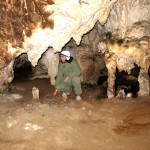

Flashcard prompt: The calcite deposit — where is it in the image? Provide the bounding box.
[30,48,59,85]
[98,21,150,98]
[104,0,150,38]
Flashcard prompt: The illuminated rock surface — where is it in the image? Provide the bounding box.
[0,0,149,97]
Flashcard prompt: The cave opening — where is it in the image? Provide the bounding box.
[11,51,55,104]
[13,53,32,80]
[98,64,140,98]
[13,47,53,81]
[115,66,140,98]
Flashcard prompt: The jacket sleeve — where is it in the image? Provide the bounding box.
[68,61,81,78]
[55,63,63,87]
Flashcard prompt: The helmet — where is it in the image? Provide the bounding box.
[60,51,70,60]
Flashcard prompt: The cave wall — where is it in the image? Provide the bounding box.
[100,0,150,38]
[0,0,150,96]
[63,38,105,84]
[99,0,150,98]
[63,0,150,86]
[97,0,150,97]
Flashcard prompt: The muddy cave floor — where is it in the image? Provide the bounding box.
[0,75,150,150]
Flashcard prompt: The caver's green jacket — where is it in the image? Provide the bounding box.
[55,59,82,96]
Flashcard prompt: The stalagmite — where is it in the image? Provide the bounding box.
[105,52,117,98]
[138,68,150,96]
[32,87,40,101]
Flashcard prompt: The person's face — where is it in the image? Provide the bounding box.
[60,55,67,63]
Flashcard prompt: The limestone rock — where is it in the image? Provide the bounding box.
[104,0,150,38]
[98,20,150,98]
[125,21,150,39]
[0,61,14,92]
[29,48,59,85]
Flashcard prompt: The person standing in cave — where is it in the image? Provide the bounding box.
[53,50,82,101]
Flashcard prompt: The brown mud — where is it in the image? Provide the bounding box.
[0,76,150,150]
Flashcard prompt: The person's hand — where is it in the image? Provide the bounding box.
[64,76,69,82]
[53,89,59,95]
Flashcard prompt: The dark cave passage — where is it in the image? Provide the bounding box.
[13,53,32,80]
[97,66,140,98]
[14,65,32,80]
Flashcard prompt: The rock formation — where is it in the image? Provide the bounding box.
[98,21,150,98]
[96,0,150,98]
[0,0,117,91]
[30,48,59,85]
[0,0,150,98]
